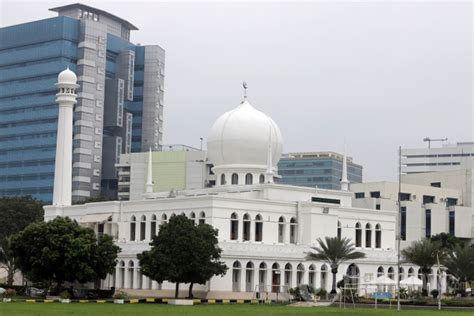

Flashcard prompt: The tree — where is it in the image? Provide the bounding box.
[402,239,442,296]
[306,237,365,294]
[184,223,227,298]
[430,233,463,251]
[442,244,474,297]
[138,215,227,298]
[0,236,17,286]
[0,196,44,240]
[11,217,120,292]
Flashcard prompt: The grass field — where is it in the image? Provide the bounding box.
[0,304,472,316]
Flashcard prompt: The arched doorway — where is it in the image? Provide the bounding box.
[271,263,281,293]
[245,262,254,292]
[232,261,241,292]
[346,263,360,292]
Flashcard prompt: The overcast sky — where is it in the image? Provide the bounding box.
[1,0,472,181]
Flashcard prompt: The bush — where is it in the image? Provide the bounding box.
[3,289,16,298]
[314,288,327,297]
[289,287,303,301]
[113,290,129,300]
[431,289,439,299]
[0,284,25,295]
[59,290,71,299]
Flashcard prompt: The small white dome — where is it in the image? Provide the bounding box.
[57,67,77,85]
[207,99,283,177]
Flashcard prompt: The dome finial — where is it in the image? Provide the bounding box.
[242,81,248,100]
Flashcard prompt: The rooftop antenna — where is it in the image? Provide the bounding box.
[243,81,248,100]
[423,137,448,148]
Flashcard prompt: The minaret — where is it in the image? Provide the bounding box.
[52,67,78,206]
[145,148,154,193]
[340,145,350,191]
[266,127,274,183]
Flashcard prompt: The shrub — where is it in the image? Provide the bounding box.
[314,288,327,297]
[113,290,129,300]
[3,289,16,298]
[431,289,439,299]
[289,287,303,301]
[59,290,71,299]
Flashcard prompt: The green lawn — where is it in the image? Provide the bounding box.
[0,304,472,316]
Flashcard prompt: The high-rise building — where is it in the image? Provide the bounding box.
[0,3,165,203]
[401,142,473,174]
[277,152,363,190]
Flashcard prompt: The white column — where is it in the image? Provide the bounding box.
[124,267,130,289]
[133,268,139,289]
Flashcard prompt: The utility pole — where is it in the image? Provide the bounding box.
[397,146,402,311]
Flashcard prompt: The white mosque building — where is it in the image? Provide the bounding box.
[44,69,442,299]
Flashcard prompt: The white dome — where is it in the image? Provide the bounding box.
[57,67,77,85]
[207,99,283,180]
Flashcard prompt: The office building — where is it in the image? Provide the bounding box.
[351,181,473,248]
[401,142,473,174]
[277,152,363,190]
[0,3,165,203]
[116,145,215,201]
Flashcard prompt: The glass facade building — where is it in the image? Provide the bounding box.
[276,152,363,190]
[0,4,165,203]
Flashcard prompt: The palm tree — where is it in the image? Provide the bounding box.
[0,237,17,286]
[443,244,474,297]
[402,239,442,296]
[306,237,365,294]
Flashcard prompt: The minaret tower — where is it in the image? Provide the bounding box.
[340,145,350,191]
[52,67,78,206]
[146,148,154,193]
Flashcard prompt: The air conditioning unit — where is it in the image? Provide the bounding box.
[440,198,446,203]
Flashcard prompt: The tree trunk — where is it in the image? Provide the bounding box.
[55,280,63,295]
[7,266,14,286]
[422,273,428,296]
[188,282,194,299]
[174,282,180,298]
[330,265,338,294]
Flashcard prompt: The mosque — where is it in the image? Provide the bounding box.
[44,69,436,299]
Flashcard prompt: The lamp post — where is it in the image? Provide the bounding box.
[397,146,402,311]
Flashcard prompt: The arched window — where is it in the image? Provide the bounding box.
[221,174,226,185]
[375,224,382,248]
[199,211,206,225]
[320,264,328,291]
[243,213,250,241]
[355,222,362,247]
[245,173,253,185]
[255,214,263,242]
[140,215,146,241]
[308,264,316,288]
[245,262,254,292]
[337,221,341,239]
[417,268,422,280]
[284,263,293,288]
[231,173,239,185]
[232,261,241,292]
[190,212,196,225]
[230,213,238,240]
[258,262,267,292]
[296,264,305,287]
[130,216,136,241]
[170,212,176,218]
[408,267,415,277]
[377,266,384,278]
[290,217,297,244]
[161,214,167,224]
[150,215,157,239]
[365,223,372,248]
[278,217,285,243]
[388,267,395,280]
[272,263,281,293]
[259,174,265,184]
